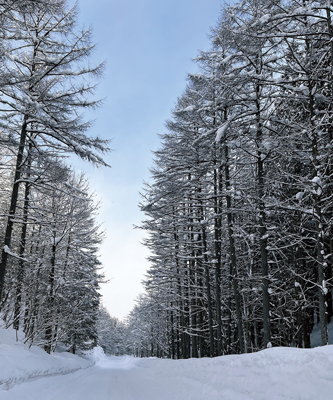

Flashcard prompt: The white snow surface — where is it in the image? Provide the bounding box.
[215,121,229,143]
[0,328,94,390]
[2,326,333,399]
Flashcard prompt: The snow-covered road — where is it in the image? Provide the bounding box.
[0,356,202,400]
[2,347,333,400]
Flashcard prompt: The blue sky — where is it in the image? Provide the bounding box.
[73,0,225,319]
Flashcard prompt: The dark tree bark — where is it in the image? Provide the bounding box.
[225,144,244,353]
[0,116,28,302]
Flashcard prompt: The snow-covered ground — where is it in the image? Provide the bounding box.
[1,326,333,399]
[0,328,94,390]
[1,338,333,399]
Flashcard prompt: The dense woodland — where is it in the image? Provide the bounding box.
[121,0,333,359]
[0,0,109,353]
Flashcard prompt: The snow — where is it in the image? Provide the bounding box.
[311,176,321,185]
[2,246,27,262]
[221,55,232,64]
[215,121,229,143]
[259,14,270,24]
[296,191,304,201]
[293,7,308,15]
[2,327,333,399]
[183,105,195,112]
[0,328,94,390]
[3,246,11,255]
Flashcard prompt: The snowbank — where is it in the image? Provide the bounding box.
[132,345,333,399]
[0,328,94,389]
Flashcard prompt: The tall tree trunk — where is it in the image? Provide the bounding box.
[255,76,271,346]
[190,257,198,357]
[170,307,175,359]
[307,75,328,345]
[0,116,28,302]
[201,224,214,357]
[225,144,244,353]
[13,142,33,330]
[44,241,57,354]
[213,150,223,356]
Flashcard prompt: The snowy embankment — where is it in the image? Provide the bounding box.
[0,328,96,389]
[143,346,333,399]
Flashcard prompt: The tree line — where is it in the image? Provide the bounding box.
[125,0,333,359]
[0,0,109,353]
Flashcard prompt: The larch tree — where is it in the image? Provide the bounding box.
[0,0,109,303]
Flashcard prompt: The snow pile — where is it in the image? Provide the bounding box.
[132,346,333,399]
[0,328,94,389]
[85,345,108,367]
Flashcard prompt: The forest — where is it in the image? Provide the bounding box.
[115,0,333,359]
[0,0,109,354]
[1,0,333,362]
